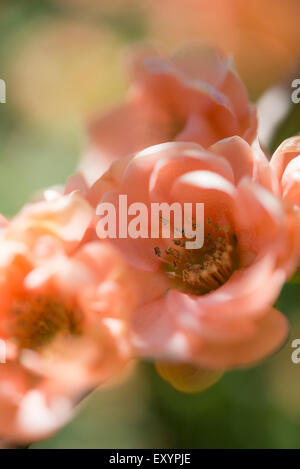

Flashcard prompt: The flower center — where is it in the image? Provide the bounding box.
[154,220,238,295]
[10,296,83,351]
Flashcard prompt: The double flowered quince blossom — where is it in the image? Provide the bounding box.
[81,47,257,183]
[271,137,300,209]
[0,191,135,443]
[89,137,298,380]
[270,136,300,263]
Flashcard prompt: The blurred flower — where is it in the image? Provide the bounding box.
[82,47,257,183]
[89,138,298,377]
[148,0,300,97]
[271,137,300,208]
[8,19,126,128]
[270,137,300,263]
[0,191,135,443]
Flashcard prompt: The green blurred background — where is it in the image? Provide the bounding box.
[0,0,299,449]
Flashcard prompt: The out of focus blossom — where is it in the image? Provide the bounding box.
[0,192,135,443]
[8,19,126,127]
[82,47,257,183]
[271,137,300,263]
[89,138,298,376]
[271,137,300,209]
[148,0,300,97]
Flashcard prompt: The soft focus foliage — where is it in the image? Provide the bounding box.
[8,19,126,127]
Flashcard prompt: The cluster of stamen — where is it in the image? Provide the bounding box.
[11,296,83,351]
[154,218,237,295]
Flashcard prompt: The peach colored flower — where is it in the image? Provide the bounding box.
[270,136,300,262]
[89,137,298,372]
[271,137,300,209]
[82,47,257,184]
[0,192,135,443]
[148,0,300,97]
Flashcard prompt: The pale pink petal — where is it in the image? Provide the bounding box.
[8,192,93,246]
[192,308,288,369]
[281,155,300,205]
[271,136,300,181]
[64,173,89,198]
